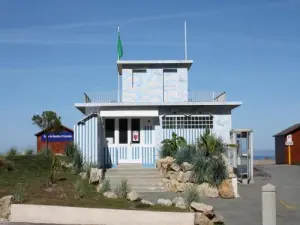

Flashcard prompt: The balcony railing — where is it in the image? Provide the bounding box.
[84,91,226,103]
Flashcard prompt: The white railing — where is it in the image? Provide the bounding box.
[84,90,225,103]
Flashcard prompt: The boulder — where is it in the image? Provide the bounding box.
[176,171,185,182]
[0,195,13,219]
[141,199,154,206]
[127,191,141,201]
[197,183,219,198]
[161,162,169,169]
[170,163,180,171]
[160,167,167,176]
[218,179,235,199]
[166,171,178,180]
[175,201,186,209]
[181,162,193,172]
[168,179,185,192]
[172,196,185,205]
[157,198,172,206]
[103,191,117,199]
[79,172,87,180]
[89,168,103,184]
[211,213,224,224]
[184,171,195,183]
[165,156,175,165]
[156,159,162,169]
[162,178,171,184]
[96,183,103,193]
[190,202,214,218]
[194,213,211,225]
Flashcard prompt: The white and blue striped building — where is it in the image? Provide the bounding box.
[74,60,242,168]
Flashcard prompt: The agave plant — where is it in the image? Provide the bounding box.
[197,129,226,157]
[161,132,187,157]
[175,144,196,165]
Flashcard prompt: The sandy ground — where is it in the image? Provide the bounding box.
[254,159,275,165]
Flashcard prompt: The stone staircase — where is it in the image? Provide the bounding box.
[104,164,167,193]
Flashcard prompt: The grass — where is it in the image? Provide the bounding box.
[0,155,184,212]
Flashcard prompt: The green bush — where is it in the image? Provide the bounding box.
[175,144,196,165]
[0,158,15,171]
[114,179,131,198]
[39,147,52,157]
[160,132,187,158]
[24,148,34,156]
[7,147,18,157]
[184,185,200,206]
[99,179,111,194]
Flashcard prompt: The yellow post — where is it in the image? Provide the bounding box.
[288,145,291,165]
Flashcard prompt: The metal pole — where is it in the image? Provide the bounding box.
[184,21,187,60]
[117,26,120,103]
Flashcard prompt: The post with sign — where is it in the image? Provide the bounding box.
[285,134,293,165]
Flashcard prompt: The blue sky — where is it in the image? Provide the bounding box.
[0,0,299,154]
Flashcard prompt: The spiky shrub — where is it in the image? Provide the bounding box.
[184,185,200,206]
[193,129,228,187]
[24,148,34,156]
[99,179,111,194]
[74,179,85,199]
[73,151,83,174]
[175,144,197,165]
[83,162,98,178]
[14,186,25,203]
[114,179,131,198]
[64,143,79,162]
[7,148,18,157]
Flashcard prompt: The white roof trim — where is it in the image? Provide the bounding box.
[75,101,242,108]
[100,110,158,117]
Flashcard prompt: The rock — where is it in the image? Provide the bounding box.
[89,168,103,184]
[127,191,141,201]
[181,162,193,172]
[218,179,235,199]
[171,163,180,171]
[156,159,162,169]
[229,172,236,178]
[176,171,185,182]
[160,167,167,176]
[184,171,195,183]
[175,201,186,209]
[211,214,224,224]
[79,172,87,180]
[157,198,172,206]
[168,179,185,192]
[190,202,214,218]
[0,218,9,222]
[197,183,219,198]
[194,213,211,225]
[141,199,154,206]
[162,178,171,184]
[166,171,177,180]
[103,191,117,199]
[172,196,185,204]
[165,156,175,165]
[161,162,168,169]
[0,195,13,219]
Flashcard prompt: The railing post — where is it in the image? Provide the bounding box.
[262,183,276,225]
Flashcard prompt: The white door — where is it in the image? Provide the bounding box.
[118,118,142,164]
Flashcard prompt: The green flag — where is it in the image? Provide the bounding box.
[117,30,123,60]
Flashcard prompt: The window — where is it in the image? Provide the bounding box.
[162,116,213,129]
[131,119,140,143]
[105,119,115,144]
[119,119,128,144]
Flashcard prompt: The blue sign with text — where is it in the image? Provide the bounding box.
[41,132,73,142]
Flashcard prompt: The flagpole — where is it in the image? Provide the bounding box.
[184,21,187,60]
[117,26,120,103]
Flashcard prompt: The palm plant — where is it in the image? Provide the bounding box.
[193,129,228,187]
[161,132,187,157]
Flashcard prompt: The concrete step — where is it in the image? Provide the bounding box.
[117,164,144,169]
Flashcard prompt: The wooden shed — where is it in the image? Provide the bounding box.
[273,123,300,165]
[35,126,74,154]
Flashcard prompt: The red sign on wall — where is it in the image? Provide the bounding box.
[132,131,139,142]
